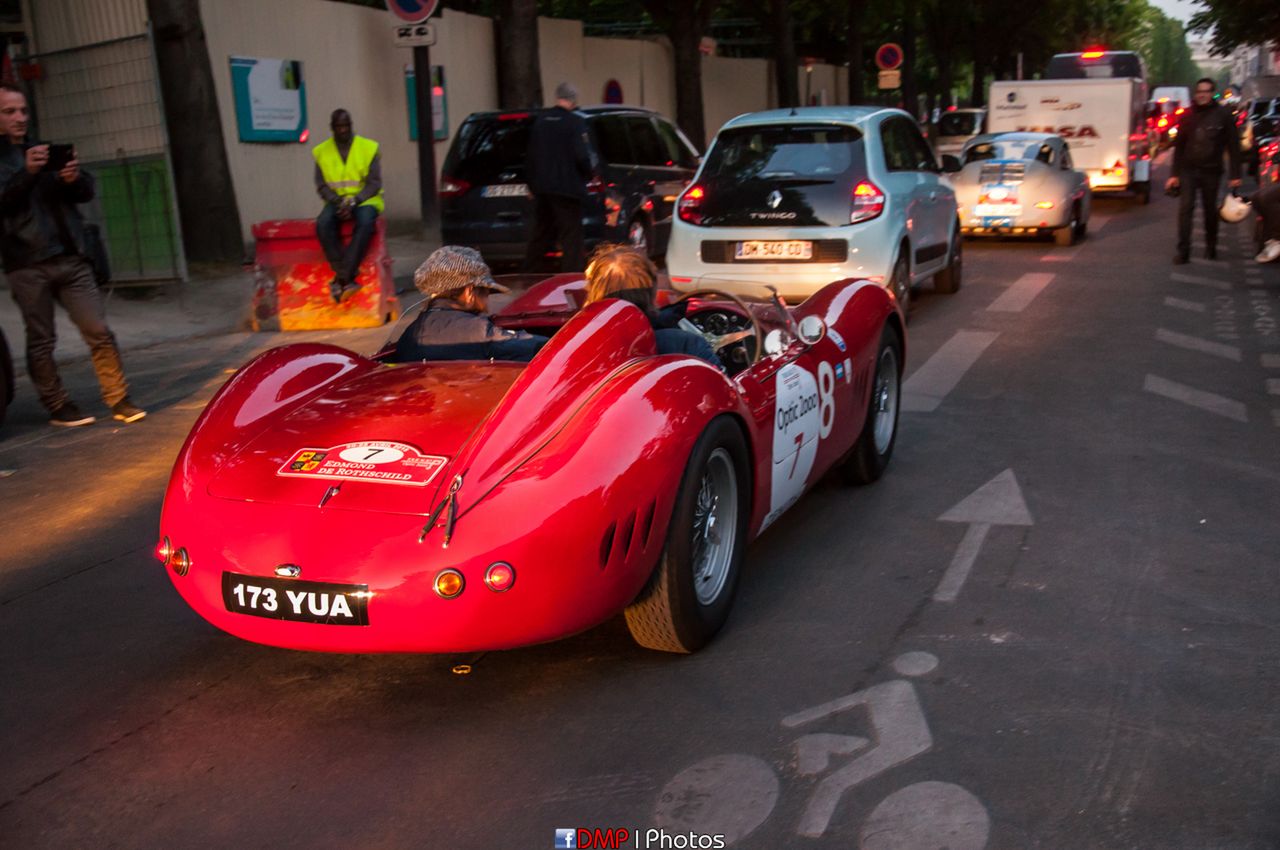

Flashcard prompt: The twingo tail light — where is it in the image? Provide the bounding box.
[850,180,885,224]
[438,176,471,198]
[677,184,706,225]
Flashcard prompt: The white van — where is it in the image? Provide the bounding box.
[988,77,1152,203]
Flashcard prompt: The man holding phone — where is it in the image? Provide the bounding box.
[0,83,144,426]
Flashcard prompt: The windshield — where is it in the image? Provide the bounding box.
[1044,52,1143,80]
[964,139,1055,165]
[937,112,982,137]
[702,124,863,181]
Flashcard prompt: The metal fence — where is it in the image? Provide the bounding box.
[30,32,187,283]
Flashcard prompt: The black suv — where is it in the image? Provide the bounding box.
[440,106,700,266]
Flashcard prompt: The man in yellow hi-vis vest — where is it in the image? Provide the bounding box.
[313,109,383,302]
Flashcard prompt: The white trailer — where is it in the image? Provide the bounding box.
[988,78,1152,203]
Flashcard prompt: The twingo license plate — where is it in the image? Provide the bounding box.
[481,183,530,198]
[221,573,369,626]
[735,240,813,260]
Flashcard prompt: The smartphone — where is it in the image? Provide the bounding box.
[41,144,75,173]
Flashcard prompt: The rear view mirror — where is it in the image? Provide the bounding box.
[797,315,826,345]
[941,154,962,173]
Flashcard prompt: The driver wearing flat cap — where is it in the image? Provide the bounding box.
[394,246,546,362]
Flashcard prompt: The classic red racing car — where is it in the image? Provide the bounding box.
[157,275,905,653]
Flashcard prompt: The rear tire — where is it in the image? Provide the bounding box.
[843,325,902,485]
[889,252,911,315]
[625,417,750,653]
[1054,206,1078,247]
[934,229,963,294]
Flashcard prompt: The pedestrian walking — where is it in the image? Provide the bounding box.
[313,108,383,303]
[1252,182,1280,263]
[524,82,594,273]
[0,83,144,427]
[1165,78,1241,264]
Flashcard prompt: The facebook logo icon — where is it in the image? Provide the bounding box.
[554,828,576,848]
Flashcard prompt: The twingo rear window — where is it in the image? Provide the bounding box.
[442,115,534,182]
[1044,52,1143,80]
[702,124,863,182]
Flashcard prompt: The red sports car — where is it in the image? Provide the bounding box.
[157,275,904,653]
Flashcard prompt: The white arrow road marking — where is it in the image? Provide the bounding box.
[1171,272,1231,291]
[1163,296,1206,313]
[1155,328,1242,361]
[1144,375,1248,422]
[987,272,1053,313]
[902,331,999,413]
[860,781,991,850]
[934,469,1034,603]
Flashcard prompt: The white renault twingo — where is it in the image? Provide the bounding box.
[666,106,961,310]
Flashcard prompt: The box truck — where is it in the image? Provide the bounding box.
[988,77,1153,203]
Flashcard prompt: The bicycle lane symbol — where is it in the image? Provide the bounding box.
[654,652,990,847]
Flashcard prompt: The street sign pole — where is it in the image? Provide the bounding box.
[413,44,438,234]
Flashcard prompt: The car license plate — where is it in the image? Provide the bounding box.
[974,203,1022,217]
[482,183,530,198]
[221,572,369,626]
[735,240,813,260]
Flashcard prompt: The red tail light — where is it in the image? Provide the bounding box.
[850,180,885,224]
[678,184,706,225]
[586,174,605,194]
[1158,117,1168,128]
[439,176,471,198]
[1175,107,1185,116]
[498,112,531,121]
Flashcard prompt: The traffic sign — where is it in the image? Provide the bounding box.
[388,0,438,24]
[394,21,436,47]
[875,43,903,71]
[878,69,901,90]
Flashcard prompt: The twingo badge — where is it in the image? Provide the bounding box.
[278,441,447,487]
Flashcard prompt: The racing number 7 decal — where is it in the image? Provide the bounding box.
[790,431,805,478]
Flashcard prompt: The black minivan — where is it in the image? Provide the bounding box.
[440,106,701,266]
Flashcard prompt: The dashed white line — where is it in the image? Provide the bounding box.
[987,273,1053,312]
[1155,328,1242,361]
[1144,374,1248,422]
[1190,258,1228,268]
[1171,272,1231,291]
[902,331,1000,413]
[1163,296,1206,313]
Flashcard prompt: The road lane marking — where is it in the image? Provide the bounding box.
[1039,253,1076,262]
[1155,328,1242,361]
[934,469,1033,603]
[987,273,1053,312]
[1190,258,1228,267]
[1267,379,1280,395]
[1263,354,1280,368]
[1171,272,1231,291]
[1163,296,1206,313]
[1143,374,1248,422]
[1090,214,1112,230]
[902,331,999,413]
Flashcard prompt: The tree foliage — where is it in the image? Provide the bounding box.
[1187,0,1280,56]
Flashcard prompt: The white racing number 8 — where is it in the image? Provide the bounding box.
[817,361,836,439]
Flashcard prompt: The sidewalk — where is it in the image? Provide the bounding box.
[0,231,441,370]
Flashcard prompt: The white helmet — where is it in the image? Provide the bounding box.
[1220,192,1251,224]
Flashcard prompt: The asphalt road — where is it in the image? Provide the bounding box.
[2,165,1279,850]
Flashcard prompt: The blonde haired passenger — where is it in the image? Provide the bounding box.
[582,244,719,365]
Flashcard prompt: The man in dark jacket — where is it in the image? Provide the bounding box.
[524,82,594,273]
[1166,78,1242,263]
[0,84,144,426]
[395,245,545,362]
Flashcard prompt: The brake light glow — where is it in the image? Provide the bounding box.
[498,112,530,121]
[1158,117,1168,128]
[586,175,605,194]
[155,536,173,565]
[1175,107,1184,116]
[678,185,706,225]
[439,176,471,198]
[850,180,885,224]
[1081,50,1105,59]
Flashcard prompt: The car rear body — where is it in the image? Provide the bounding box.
[440,106,699,265]
[950,133,1091,237]
[665,106,958,303]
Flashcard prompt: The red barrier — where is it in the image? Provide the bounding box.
[250,218,399,331]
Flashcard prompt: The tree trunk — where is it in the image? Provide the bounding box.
[846,0,866,104]
[495,0,542,109]
[146,0,243,262]
[643,1,714,149]
[901,6,918,118]
[770,0,798,108]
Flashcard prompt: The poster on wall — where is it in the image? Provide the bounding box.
[404,65,448,142]
[229,56,308,143]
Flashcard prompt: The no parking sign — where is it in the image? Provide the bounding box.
[388,0,438,24]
